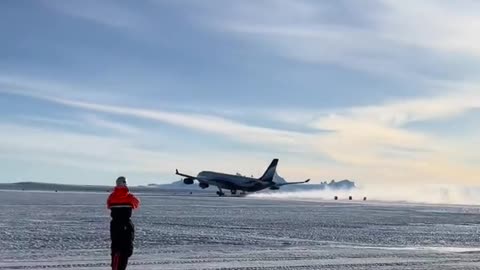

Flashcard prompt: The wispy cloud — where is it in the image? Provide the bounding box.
[41,0,149,31]
[13,113,142,136]
[177,0,480,184]
[1,1,480,187]
[376,0,480,56]
[199,0,480,79]
[0,74,124,103]
[0,78,318,152]
[254,84,480,184]
[2,75,479,185]
[81,114,141,135]
[317,88,480,129]
[0,121,293,183]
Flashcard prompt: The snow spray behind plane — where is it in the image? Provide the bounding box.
[250,183,480,205]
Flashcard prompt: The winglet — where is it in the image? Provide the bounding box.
[305,179,310,183]
[175,169,179,175]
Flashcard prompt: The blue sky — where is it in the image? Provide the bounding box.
[0,0,479,186]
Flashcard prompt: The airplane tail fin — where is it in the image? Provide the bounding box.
[259,159,278,182]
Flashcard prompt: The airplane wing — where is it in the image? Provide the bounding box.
[275,179,310,187]
[175,169,200,180]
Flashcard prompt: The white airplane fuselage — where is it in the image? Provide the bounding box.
[196,171,274,192]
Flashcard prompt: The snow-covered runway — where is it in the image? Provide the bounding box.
[1,191,480,269]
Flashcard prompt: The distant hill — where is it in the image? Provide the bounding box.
[0,175,355,193]
[147,180,193,190]
[0,182,174,193]
[0,181,116,192]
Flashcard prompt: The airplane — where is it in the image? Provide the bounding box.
[175,159,310,196]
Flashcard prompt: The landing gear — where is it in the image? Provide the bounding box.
[216,187,225,197]
[230,189,237,195]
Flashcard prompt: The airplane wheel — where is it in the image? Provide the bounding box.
[216,191,225,196]
[231,190,237,195]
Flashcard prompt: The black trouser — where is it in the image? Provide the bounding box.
[110,219,134,270]
[111,252,129,270]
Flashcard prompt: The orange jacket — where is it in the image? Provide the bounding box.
[107,186,140,209]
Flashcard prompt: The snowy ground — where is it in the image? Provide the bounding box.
[1,190,480,269]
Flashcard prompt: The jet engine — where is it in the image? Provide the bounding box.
[183,178,194,185]
[199,182,209,189]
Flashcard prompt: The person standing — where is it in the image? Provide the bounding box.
[107,176,140,270]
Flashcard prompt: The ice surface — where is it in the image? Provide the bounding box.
[1,190,480,269]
